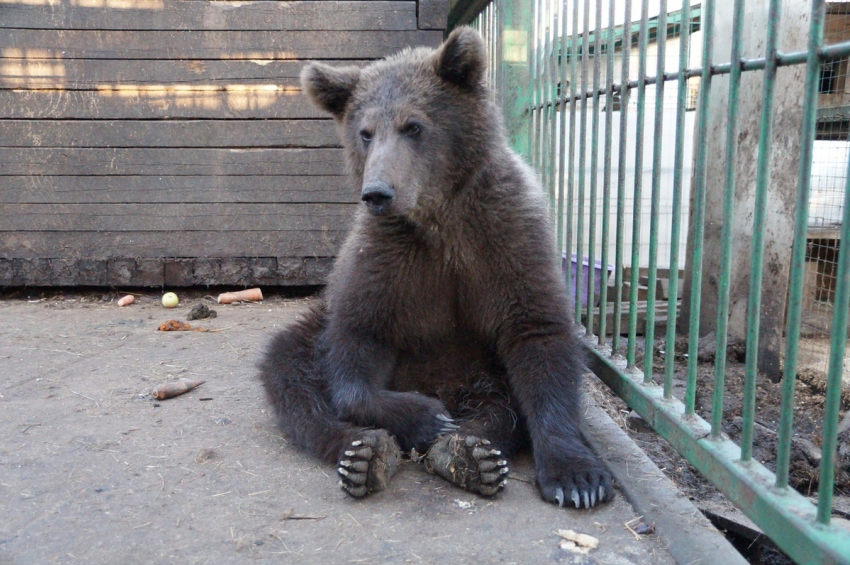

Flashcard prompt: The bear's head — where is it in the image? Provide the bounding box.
[300,28,496,222]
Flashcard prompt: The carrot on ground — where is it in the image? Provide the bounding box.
[217,288,263,304]
[151,379,205,400]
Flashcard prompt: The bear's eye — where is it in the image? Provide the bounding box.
[360,130,373,143]
[402,123,422,137]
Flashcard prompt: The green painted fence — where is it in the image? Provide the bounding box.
[449,0,850,563]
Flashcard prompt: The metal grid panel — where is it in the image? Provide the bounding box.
[460,1,850,563]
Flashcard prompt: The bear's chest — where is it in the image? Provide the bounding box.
[382,257,458,346]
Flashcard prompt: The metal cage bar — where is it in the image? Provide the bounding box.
[710,0,745,438]
[664,0,689,400]
[643,0,667,382]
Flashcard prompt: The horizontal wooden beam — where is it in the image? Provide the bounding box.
[0,120,340,149]
[0,89,323,119]
[0,225,351,259]
[0,202,356,231]
[0,29,443,60]
[0,1,417,31]
[0,256,336,287]
[0,59,367,89]
[0,147,346,176]
[0,175,357,204]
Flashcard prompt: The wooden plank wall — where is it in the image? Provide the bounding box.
[0,0,446,287]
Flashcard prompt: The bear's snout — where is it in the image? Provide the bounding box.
[361,181,395,215]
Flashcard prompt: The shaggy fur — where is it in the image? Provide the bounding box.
[259,28,613,509]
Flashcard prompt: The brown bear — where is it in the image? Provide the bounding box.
[258,27,613,509]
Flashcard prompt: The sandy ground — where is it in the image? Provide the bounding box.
[0,292,676,565]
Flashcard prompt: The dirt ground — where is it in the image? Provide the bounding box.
[588,333,850,564]
[0,289,682,565]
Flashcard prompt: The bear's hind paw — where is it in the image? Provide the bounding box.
[425,434,509,496]
[338,429,400,498]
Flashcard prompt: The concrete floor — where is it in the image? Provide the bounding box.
[0,291,733,564]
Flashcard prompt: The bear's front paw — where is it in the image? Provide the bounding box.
[338,429,401,498]
[536,454,614,510]
[377,392,457,453]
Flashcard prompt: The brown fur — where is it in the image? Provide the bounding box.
[259,28,613,508]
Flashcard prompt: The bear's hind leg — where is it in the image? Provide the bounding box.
[259,305,401,497]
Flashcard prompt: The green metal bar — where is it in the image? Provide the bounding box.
[740,0,781,463]
[499,0,531,158]
[564,0,580,308]
[779,0,825,492]
[556,0,569,254]
[530,0,540,170]
[587,347,850,565]
[684,0,714,415]
[643,0,667,384]
[711,0,746,438]
[664,0,689,400]
[561,4,701,56]
[626,0,649,370]
[575,0,590,322]
[586,0,603,337]
[598,0,615,348]
[818,132,850,527]
[547,13,560,222]
[612,0,631,356]
[531,39,850,114]
[541,3,552,209]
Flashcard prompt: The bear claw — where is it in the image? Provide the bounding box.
[437,414,460,434]
[536,450,614,510]
[338,430,400,498]
[424,434,509,497]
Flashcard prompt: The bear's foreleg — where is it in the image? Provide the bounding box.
[503,335,614,509]
[320,330,458,453]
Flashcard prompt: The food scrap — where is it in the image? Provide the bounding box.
[157,320,219,332]
[217,288,263,304]
[161,292,179,308]
[151,379,205,400]
[117,295,135,307]
[556,529,599,555]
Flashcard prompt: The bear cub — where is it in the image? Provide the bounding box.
[258,27,613,509]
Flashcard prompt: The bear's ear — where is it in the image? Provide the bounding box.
[300,63,361,118]
[432,27,486,90]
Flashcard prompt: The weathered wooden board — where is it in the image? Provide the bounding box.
[418,0,449,29]
[0,120,339,148]
[0,1,417,31]
[0,175,357,204]
[0,202,355,231]
[0,148,345,176]
[0,29,443,59]
[0,59,364,89]
[0,0,444,287]
[0,228,350,259]
[0,89,325,119]
[0,256,335,287]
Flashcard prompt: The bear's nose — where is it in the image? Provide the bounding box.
[361,181,395,214]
